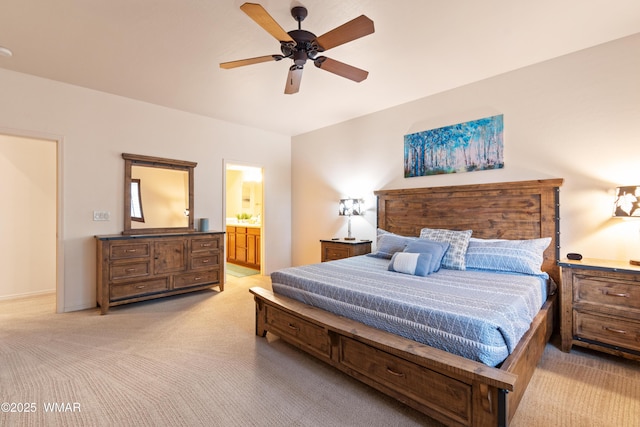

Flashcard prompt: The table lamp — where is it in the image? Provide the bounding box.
[613,185,640,265]
[338,198,363,240]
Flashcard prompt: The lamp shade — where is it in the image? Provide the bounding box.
[613,186,640,217]
[338,198,363,216]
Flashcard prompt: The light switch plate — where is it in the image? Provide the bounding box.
[93,211,111,221]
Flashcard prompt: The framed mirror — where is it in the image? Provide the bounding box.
[122,153,197,235]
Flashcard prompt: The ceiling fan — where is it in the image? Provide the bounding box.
[220,3,374,94]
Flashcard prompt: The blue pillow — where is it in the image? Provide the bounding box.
[404,239,449,273]
[388,252,433,276]
[419,228,472,270]
[368,229,415,259]
[465,237,551,276]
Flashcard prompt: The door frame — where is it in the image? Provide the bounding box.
[223,159,264,275]
[0,127,64,313]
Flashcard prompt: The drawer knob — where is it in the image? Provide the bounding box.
[202,259,209,263]
[194,277,202,281]
[136,285,146,289]
[202,243,211,247]
[125,268,136,272]
[603,326,627,335]
[601,289,630,298]
[287,323,300,332]
[126,249,137,253]
[385,367,405,378]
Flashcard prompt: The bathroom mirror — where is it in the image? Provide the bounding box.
[122,153,196,235]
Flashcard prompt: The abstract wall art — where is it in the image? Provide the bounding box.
[404,114,504,177]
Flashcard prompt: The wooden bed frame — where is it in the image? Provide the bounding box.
[250,178,563,427]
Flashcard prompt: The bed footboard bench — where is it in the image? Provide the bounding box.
[250,286,555,427]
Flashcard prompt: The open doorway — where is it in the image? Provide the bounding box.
[0,132,59,311]
[225,163,263,278]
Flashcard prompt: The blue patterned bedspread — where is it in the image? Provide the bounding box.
[271,255,548,367]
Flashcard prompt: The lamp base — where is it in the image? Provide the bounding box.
[343,237,356,241]
[630,259,640,266]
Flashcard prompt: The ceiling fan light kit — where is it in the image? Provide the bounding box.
[220,2,374,94]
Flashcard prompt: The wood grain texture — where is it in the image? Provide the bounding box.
[375,179,563,284]
[96,232,224,314]
[122,153,197,235]
[254,179,564,426]
[560,258,640,361]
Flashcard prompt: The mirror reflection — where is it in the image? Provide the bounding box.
[130,179,144,222]
[130,166,189,229]
[122,153,196,235]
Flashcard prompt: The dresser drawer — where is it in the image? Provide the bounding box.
[190,254,220,270]
[323,245,350,261]
[192,236,221,253]
[110,242,150,259]
[574,311,640,352]
[265,306,331,359]
[173,270,220,289]
[96,233,226,314]
[574,275,640,310]
[339,336,471,423]
[320,240,371,262]
[110,261,150,281]
[110,278,168,301]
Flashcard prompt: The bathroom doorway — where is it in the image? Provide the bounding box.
[225,163,263,278]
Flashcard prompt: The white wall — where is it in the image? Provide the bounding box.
[0,134,56,299]
[226,169,244,219]
[292,33,640,266]
[0,68,292,312]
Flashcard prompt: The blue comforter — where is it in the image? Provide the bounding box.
[271,255,548,367]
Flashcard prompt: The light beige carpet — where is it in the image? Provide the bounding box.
[1,275,638,427]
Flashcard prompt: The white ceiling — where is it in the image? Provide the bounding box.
[1,1,639,136]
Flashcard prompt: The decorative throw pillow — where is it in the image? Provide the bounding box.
[388,252,433,276]
[367,229,415,259]
[465,237,551,276]
[403,239,449,273]
[419,228,472,270]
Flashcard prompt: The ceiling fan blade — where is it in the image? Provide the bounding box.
[285,67,303,94]
[240,3,295,43]
[314,57,368,82]
[315,15,374,51]
[220,54,282,69]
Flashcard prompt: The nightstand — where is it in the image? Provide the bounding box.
[320,239,371,262]
[559,258,640,361]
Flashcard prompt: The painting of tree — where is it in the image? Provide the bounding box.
[404,115,504,177]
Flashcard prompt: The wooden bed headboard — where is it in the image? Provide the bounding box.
[374,179,563,284]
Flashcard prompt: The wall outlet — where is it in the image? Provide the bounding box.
[93,211,111,221]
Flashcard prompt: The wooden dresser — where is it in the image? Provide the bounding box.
[559,258,640,361]
[320,238,372,262]
[96,232,224,314]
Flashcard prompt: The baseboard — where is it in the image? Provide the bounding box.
[0,289,55,301]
